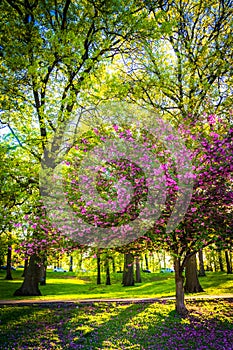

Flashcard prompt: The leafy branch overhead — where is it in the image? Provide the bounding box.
[0,0,147,160]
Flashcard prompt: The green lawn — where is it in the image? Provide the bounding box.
[0,269,232,301]
[0,271,233,349]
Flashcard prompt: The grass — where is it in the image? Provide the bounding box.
[0,270,233,301]
[0,269,175,300]
[0,299,233,349]
[0,271,233,349]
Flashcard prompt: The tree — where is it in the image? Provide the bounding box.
[135,256,142,283]
[96,250,101,285]
[123,0,233,120]
[122,253,134,287]
[0,0,147,296]
[150,120,233,314]
[218,250,224,272]
[5,244,13,281]
[184,254,204,293]
[0,139,36,280]
[69,255,73,272]
[51,115,232,314]
[225,250,232,274]
[198,249,206,277]
[105,253,111,286]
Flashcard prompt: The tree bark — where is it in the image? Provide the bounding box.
[218,251,224,272]
[145,253,149,270]
[174,257,188,316]
[206,251,213,271]
[135,256,142,283]
[198,249,206,277]
[212,251,217,272]
[111,257,115,273]
[39,255,47,286]
[105,256,111,285]
[40,265,46,286]
[22,258,28,277]
[69,255,73,272]
[122,253,134,286]
[225,251,232,274]
[97,251,101,284]
[78,253,83,271]
[184,254,204,293]
[5,246,13,280]
[14,254,42,296]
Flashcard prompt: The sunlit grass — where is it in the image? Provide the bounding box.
[0,270,232,301]
[0,270,233,349]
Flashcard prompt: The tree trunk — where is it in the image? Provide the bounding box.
[105,256,111,285]
[218,251,224,272]
[212,251,217,272]
[206,251,213,271]
[22,258,28,277]
[97,252,101,284]
[40,261,46,286]
[174,257,188,316]
[122,253,134,286]
[184,254,204,293]
[151,252,155,272]
[78,253,83,271]
[69,255,73,272]
[145,253,149,270]
[111,257,115,273]
[40,265,46,286]
[5,246,13,280]
[225,251,232,274]
[14,254,42,296]
[198,249,206,277]
[135,256,142,283]
[39,255,47,286]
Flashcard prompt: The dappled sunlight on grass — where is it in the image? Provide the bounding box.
[0,300,233,349]
[198,273,233,295]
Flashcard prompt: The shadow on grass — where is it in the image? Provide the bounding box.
[0,306,37,326]
[200,272,233,289]
[0,271,232,302]
[80,300,233,349]
[0,300,233,349]
[0,305,77,349]
[74,302,154,348]
[0,275,175,300]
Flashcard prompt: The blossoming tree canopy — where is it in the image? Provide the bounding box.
[40,119,195,248]
[150,119,233,314]
[17,116,232,313]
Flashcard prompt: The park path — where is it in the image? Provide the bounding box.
[0,294,233,306]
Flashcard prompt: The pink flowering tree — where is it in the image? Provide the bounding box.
[63,118,231,315]
[14,114,232,313]
[149,119,233,314]
[14,204,81,296]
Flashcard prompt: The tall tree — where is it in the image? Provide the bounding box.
[225,250,232,274]
[150,120,233,315]
[0,0,146,296]
[184,254,204,293]
[198,249,206,277]
[122,0,233,119]
[0,140,36,280]
[56,115,232,314]
[96,250,101,285]
[122,252,134,287]
[135,256,142,283]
